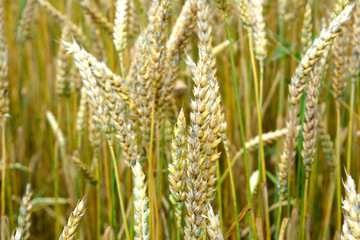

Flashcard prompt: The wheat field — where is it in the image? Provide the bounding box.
[0,0,359,239]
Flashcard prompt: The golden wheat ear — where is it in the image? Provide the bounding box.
[206,204,224,240]
[169,108,187,229]
[59,197,86,240]
[132,161,150,240]
[341,172,360,238]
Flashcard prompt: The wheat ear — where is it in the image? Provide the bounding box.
[16,184,32,240]
[80,0,114,34]
[184,129,207,240]
[349,1,360,76]
[161,0,197,117]
[132,161,150,240]
[59,198,86,240]
[72,153,98,185]
[302,55,326,172]
[56,27,73,96]
[341,173,360,239]
[169,108,187,228]
[113,0,129,57]
[206,204,224,240]
[16,0,36,44]
[331,31,347,98]
[146,0,171,112]
[278,4,353,196]
[64,40,129,103]
[250,0,267,61]
[301,3,313,55]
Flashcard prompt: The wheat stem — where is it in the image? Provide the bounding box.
[106,137,130,240]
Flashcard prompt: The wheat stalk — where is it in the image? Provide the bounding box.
[36,0,85,42]
[0,0,8,123]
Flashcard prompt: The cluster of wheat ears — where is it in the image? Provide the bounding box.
[0,0,360,239]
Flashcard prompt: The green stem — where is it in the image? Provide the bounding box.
[1,121,6,216]
[106,137,130,240]
[223,11,255,240]
[335,103,341,231]
[248,28,270,240]
[275,12,285,239]
[300,175,309,240]
[346,77,355,172]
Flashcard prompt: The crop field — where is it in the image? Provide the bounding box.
[0,0,359,239]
